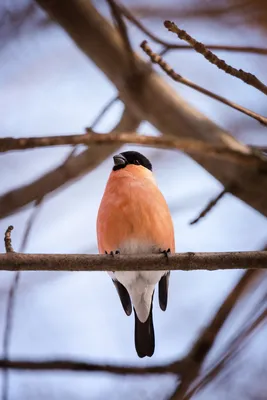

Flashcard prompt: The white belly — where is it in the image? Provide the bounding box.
[109,238,166,318]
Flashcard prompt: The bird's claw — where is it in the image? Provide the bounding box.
[160,248,171,258]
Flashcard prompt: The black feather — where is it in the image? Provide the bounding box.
[134,299,155,358]
[112,279,132,316]
[158,272,170,311]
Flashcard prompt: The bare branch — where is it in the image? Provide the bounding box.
[0,132,266,168]
[86,95,119,131]
[169,269,262,399]
[4,227,14,253]
[141,41,267,127]
[164,21,267,96]
[0,252,267,272]
[2,201,43,400]
[0,358,182,375]
[0,108,141,220]
[186,303,267,398]
[118,3,267,55]
[190,188,229,225]
[106,0,136,71]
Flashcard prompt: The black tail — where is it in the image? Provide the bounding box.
[134,302,155,358]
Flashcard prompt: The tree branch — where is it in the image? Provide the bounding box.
[0,132,265,167]
[169,269,262,399]
[141,41,267,127]
[118,3,267,55]
[190,188,229,225]
[0,108,141,220]
[0,252,267,271]
[0,358,182,375]
[164,21,267,96]
[28,0,267,217]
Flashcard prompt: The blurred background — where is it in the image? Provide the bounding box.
[0,0,267,399]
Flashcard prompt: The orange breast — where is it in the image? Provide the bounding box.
[97,165,175,255]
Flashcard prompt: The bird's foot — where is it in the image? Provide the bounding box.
[105,250,120,256]
[159,248,171,258]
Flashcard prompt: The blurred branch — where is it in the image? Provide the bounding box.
[164,21,267,96]
[2,200,44,400]
[118,3,267,55]
[106,0,136,71]
[1,252,267,271]
[1,132,266,167]
[141,41,267,126]
[0,358,182,375]
[169,269,262,399]
[186,300,267,398]
[0,108,141,220]
[190,187,230,225]
[86,95,119,131]
[32,0,267,218]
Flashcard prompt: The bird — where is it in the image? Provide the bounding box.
[97,150,175,357]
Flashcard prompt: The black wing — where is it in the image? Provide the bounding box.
[158,272,170,311]
[112,279,132,316]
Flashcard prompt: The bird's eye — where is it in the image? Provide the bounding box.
[135,160,140,165]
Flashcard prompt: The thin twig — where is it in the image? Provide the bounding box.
[106,0,136,70]
[85,95,119,132]
[141,41,267,126]
[2,200,43,400]
[0,132,265,168]
[186,299,267,398]
[190,188,228,225]
[118,3,267,55]
[4,227,14,253]
[1,251,267,271]
[164,21,267,96]
[0,358,182,375]
[117,3,267,55]
[169,270,261,399]
[2,226,16,400]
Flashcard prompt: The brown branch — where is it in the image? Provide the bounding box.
[0,252,267,272]
[190,188,229,225]
[2,226,17,400]
[0,107,141,220]
[24,0,267,219]
[0,358,182,375]
[186,302,267,398]
[169,269,262,399]
[4,227,14,253]
[86,94,119,131]
[141,41,267,127]
[106,0,136,71]
[164,21,267,96]
[118,3,267,55]
[0,132,266,167]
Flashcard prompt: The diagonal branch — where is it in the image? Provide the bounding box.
[164,21,267,96]
[190,187,230,225]
[106,0,136,71]
[29,0,267,218]
[0,108,141,220]
[118,3,267,55]
[141,41,267,127]
[169,269,263,399]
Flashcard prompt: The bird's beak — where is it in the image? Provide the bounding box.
[113,154,127,167]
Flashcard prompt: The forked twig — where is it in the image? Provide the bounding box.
[141,41,267,126]
[164,21,267,96]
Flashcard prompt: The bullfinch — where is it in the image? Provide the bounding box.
[97,151,175,357]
